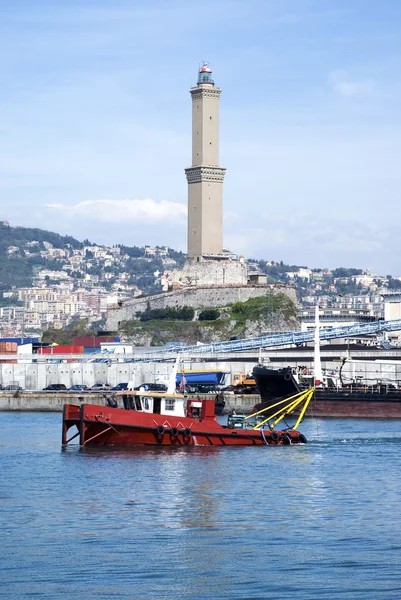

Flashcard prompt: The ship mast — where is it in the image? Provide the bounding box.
[167,355,180,394]
[314,304,323,386]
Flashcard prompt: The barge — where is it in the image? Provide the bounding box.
[253,306,401,418]
[253,365,401,418]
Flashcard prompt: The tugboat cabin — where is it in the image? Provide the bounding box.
[118,391,216,421]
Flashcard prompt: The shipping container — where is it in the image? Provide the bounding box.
[38,345,84,355]
[0,342,17,353]
[73,336,119,349]
[83,347,101,354]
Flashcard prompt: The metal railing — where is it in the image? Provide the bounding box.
[137,318,401,360]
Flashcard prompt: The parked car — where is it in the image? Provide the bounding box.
[2,384,23,391]
[91,383,112,391]
[183,384,222,394]
[68,385,88,392]
[133,383,167,392]
[111,382,129,391]
[43,384,67,391]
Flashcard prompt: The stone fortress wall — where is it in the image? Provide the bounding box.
[106,283,297,331]
[165,259,248,287]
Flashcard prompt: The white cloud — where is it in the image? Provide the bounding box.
[46,198,187,224]
[328,70,375,97]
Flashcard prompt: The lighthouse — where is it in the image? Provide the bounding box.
[185,63,226,261]
[165,62,251,289]
[105,62,295,330]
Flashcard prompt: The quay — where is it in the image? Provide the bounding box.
[1,347,401,392]
[0,391,258,414]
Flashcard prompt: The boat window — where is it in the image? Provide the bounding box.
[136,397,143,411]
[165,398,175,411]
[143,397,150,410]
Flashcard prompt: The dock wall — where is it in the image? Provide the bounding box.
[0,393,118,412]
[0,392,258,414]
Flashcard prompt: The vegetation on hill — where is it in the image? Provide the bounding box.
[198,308,220,321]
[228,294,298,336]
[120,318,231,346]
[120,293,298,345]
[0,222,82,251]
[41,318,108,345]
[138,306,195,322]
[0,222,186,295]
[331,268,363,278]
[0,222,83,292]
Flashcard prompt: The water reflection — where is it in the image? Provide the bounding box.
[3,413,401,599]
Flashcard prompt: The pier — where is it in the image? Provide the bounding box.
[0,391,259,414]
[1,345,401,392]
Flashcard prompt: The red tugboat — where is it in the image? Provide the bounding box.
[62,387,312,448]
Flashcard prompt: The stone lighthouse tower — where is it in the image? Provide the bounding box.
[164,62,249,289]
[185,63,226,261]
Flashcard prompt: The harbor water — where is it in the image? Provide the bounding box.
[1,413,401,599]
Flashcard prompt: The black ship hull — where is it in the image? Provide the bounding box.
[253,365,401,418]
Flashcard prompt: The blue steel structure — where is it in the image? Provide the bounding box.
[139,318,401,359]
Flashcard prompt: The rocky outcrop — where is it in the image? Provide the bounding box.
[120,307,299,347]
[106,283,296,331]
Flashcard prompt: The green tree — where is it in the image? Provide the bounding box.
[41,319,95,345]
[198,308,220,321]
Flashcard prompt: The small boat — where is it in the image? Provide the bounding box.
[62,355,310,448]
[176,369,228,386]
[61,388,310,447]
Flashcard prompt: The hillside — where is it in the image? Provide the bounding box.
[1,221,394,309]
[0,222,83,291]
[0,222,185,295]
[120,294,299,346]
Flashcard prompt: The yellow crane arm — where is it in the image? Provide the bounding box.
[253,388,314,430]
[292,388,314,430]
[245,389,311,420]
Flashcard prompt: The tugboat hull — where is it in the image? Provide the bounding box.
[62,404,306,447]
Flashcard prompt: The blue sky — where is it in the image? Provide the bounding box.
[1,0,401,273]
